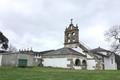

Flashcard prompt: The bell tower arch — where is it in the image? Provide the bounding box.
[64,19,79,48]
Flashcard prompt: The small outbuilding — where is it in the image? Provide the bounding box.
[0,51,34,67]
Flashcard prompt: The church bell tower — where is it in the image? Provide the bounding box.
[64,19,79,48]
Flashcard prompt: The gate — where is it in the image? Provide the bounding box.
[18,59,27,67]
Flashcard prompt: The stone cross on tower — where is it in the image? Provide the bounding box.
[64,19,79,48]
[70,18,73,24]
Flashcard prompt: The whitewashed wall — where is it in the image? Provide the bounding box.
[87,59,96,70]
[43,58,70,68]
[104,54,117,70]
[86,52,96,70]
[0,55,2,66]
[1,53,34,67]
[17,54,34,66]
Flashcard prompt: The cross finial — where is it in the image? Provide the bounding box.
[70,18,73,24]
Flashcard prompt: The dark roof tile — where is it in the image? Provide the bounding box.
[43,47,86,57]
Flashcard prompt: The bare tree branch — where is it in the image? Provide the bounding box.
[8,44,17,52]
[105,25,120,54]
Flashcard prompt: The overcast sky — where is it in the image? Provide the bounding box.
[0,0,120,51]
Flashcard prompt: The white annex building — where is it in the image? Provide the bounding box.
[34,20,120,70]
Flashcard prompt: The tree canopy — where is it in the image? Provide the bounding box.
[0,32,9,50]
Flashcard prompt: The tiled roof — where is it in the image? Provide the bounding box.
[33,50,55,54]
[89,47,113,57]
[43,47,86,57]
[0,50,7,53]
[90,47,111,52]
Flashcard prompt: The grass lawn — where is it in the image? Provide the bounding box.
[0,67,120,80]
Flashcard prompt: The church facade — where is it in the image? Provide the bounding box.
[42,48,87,69]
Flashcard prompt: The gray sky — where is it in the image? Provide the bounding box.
[0,0,120,51]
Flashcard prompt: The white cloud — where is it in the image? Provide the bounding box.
[81,24,109,49]
[0,0,120,51]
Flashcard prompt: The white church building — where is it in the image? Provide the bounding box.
[34,20,120,70]
[0,19,120,70]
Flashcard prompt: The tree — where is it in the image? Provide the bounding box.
[0,32,9,50]
[105,25,120,54]
[8,44,17,52]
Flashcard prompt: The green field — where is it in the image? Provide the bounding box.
[0,67,120,80]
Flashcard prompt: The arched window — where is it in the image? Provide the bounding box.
[75,59,81,66]
[72,38,76,42]
[67,39,70,43]
[82,60,87,66]
[82,60,87,69]
[72,32,75,36]
[67,33,71,37]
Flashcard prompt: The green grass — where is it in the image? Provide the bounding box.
[0,67,120,80]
